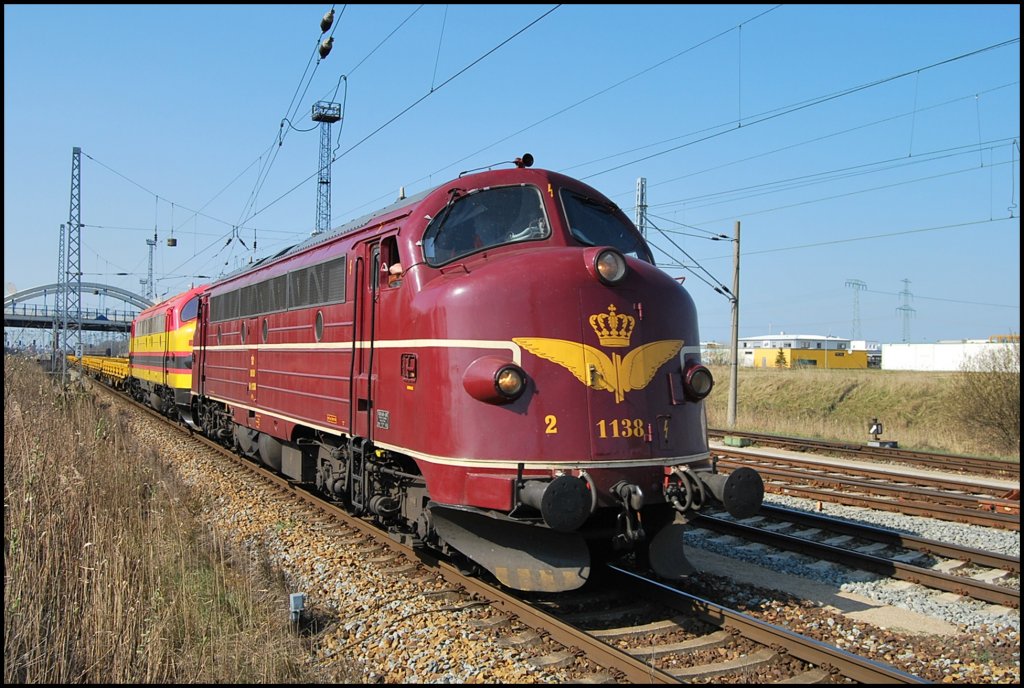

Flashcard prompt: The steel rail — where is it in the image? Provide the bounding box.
[755,504,1020,572]
[709,429,1019,478]
[695,513,1019,608]
[605,566,928,684]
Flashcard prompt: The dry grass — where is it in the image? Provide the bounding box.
[704,365,1020,461]
[3,356,344,683]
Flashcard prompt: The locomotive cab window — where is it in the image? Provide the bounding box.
[560,189,653,263]
[423,185,548,266]
[381,236,402,288]
[181,296,199,322]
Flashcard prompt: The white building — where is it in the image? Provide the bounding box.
[850,339,882,367]
[737,334,864,369]
[881,340,1015,372]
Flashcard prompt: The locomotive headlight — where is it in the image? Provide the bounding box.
[595,249,628,284]
[496,366,526,399]
[464,356,528,403]
[683,364,714,400]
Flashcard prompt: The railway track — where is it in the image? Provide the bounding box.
[708,429,1020,480]
[516,566,926,683]
[81,372,932,683]
[694,505,1019,608]
[713,451,1020,530]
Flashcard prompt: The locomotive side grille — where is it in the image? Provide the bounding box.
[325,257,346,303]
[306,263,325,306]
[240,284,259,318]
[268,275,287,312]
[209,291,239,323]
[289,268,308,308]
[256,281,271,316]
[209,255,348,322]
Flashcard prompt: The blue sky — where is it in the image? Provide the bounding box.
[4,4,1020,345]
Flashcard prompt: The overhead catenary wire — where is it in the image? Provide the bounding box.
[611,80,1019,204]
[236,5,347,232]
[326,6,425,163]
[580,37,1020,181]
[651,137,1019,212]
[83,152,287,237]
[451,6,781,178]
[684,216,1017,263]
[72,9,1015,311]
[644,216,733,299]
[413,5,782,198]
[680,156,1018,228]
[243,4,561,226]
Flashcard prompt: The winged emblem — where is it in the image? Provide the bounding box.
[513,337,684,403]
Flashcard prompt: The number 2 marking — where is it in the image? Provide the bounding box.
[545,415,558,434]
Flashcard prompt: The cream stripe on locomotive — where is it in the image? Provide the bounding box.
[203,338,525,364]
[199,339,702,364]
[204,390,709,471]
[372,441,712,471]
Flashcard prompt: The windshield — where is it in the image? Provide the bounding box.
[181,296,199,322]
[423,185,548,265]
[560,190,653,263]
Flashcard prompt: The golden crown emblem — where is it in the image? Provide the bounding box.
[589,304,635,348]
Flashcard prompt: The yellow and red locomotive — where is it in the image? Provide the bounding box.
[127,284,206,417]
[171,157,762,591]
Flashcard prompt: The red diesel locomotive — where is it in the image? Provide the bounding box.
[179,156,763,592]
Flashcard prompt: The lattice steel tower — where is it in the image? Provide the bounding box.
[52,223,66,370]
[845,278,867,340]
[145,229,157,299]
[896,278,916,343]
[61,147,83,380]
[311,101,341,236]
[635,177,647,238]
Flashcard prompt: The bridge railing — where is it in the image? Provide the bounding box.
[4,304,137,323]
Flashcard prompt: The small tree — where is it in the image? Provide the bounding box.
[950,341,1020,455]
[774,348,787,368]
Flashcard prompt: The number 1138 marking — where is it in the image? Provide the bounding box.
[596,418,645,439]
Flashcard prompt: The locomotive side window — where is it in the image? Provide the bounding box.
[560,190,654,263]
[423,185,548,266]
[381,236,402,288]
[137,313,165,336]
